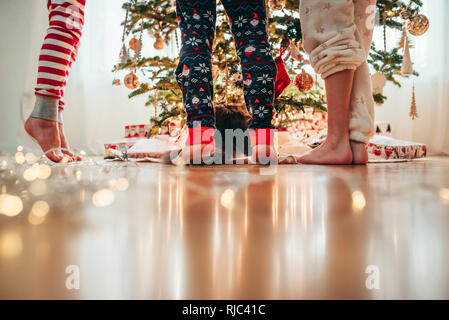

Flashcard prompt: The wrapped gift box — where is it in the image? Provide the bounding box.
[104,137,143,157]
[368,135,427,160]
[125,124,152,138]
[126,126,188,163]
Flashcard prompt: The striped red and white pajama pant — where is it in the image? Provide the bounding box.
[35,0,86,110]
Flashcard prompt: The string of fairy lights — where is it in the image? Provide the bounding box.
[0,146,136,224]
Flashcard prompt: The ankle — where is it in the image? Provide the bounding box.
[324,135,350,148]
[30,96,59,122]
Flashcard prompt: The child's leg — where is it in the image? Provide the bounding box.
[175,0,217,163]
[349,0,376,164]
[298,0,367,164]
[25,0,85,162]
[222,0,278,164]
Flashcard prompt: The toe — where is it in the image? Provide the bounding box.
[45,150,63,163]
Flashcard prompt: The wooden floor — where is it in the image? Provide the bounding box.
[1,156,449,299]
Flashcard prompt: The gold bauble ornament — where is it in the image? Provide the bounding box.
[129,36,140,51]
[407,14,430,36]
[154,36,164,50]
[124,72,140,90]
[294,71,314,93]
[112,79,121,86]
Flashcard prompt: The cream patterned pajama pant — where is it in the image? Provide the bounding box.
[299,0,377,143]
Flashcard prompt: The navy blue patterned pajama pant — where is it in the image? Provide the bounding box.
[175,0,277,130]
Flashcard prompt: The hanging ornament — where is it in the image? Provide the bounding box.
[371,72,387,95]
[154,36,164,50]
[401,35,414,76]
[129,36,140,51]
[119,44,130,63]
[134,39,142,60]
[269,0,285,10]
[398,24,408,49]
[112,79,121,86]
[133,22,144,61]
[409,84,418,120]
[399,9,412,20]
[124,72,140,90]
[274,46,291,98]
[158,100,171,112]
[407,14,430,36]
[294,70,314,93]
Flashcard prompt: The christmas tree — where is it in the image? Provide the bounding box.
[113,0,425,131]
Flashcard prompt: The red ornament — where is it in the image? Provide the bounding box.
[294,71,314,93]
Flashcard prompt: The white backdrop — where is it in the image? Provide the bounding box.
[0,0,448,155]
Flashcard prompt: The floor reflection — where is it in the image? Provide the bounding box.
[1,159,449,299]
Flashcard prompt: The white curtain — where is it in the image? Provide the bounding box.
[1,0,448,155]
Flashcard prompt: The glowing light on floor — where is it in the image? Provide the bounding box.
[220,189,235,209]
[32,201,50,217]
[352,191,366,212]
[439,188,449,205]
[0,232,23,258]
[28,212,47,226]
[0,193,23,217]
[25,152,38,164]
[15,152,25,164]
[92,189,115,207]
[29,180,47,196]
[38,164,52,180]
[115,178,129,191]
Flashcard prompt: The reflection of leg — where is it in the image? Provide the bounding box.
[298,70,354,165]
[175,0,216,163]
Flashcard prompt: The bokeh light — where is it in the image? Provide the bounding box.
[0,232,23,258]
[15,152,25,164]
[352,191,366,212]
[440,188,449,205]
[32,201,50,217]
[92,189,115,207]
[29,180,47,196]
[116,178,129,191]
[220,189,235,209]
[0,194,23,217]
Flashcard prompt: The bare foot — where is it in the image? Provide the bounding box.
[251,145,278,165]
[58,123,82,162]
[179,144,215,165]
[350,140,368,164]
[24,117,66,163]
[297,139,352,165]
